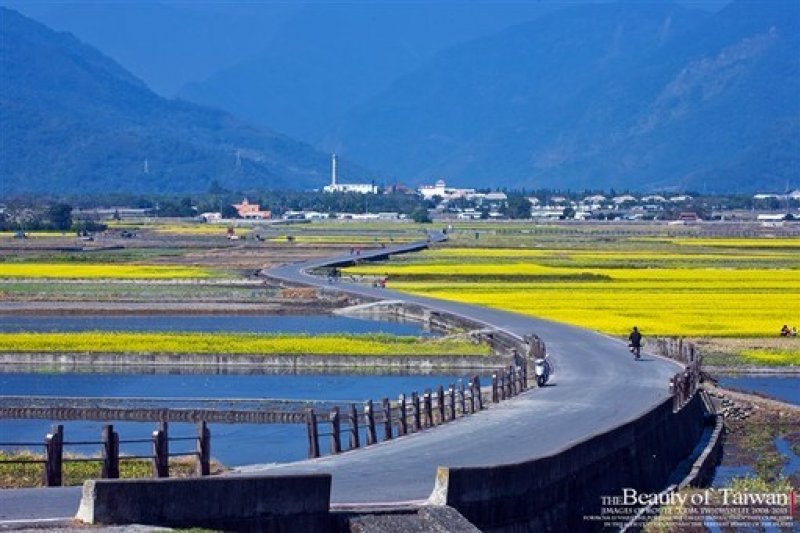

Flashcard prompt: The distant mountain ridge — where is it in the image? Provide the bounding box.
[322,0,799,192]
[0,7,363,195]
[177,2,575,143]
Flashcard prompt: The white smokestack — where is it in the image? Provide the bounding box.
[331,153,337,186]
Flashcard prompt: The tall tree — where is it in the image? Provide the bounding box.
[47,203,73,230]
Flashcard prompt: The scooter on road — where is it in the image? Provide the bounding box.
[533,356,552,387]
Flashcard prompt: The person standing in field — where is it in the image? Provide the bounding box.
[629,326,643,360]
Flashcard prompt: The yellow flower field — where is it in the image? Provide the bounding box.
[0,332,489,356]
[346,242,800,338]
[151,224,234,236]
[0,263,220,279]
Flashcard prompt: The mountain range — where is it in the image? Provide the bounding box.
[1,1,798,194]
[320,0,798,192]
[0,7,364,195]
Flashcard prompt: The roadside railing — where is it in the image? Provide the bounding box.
[654,338,703,411]
[0,421,211,487]
[306,363,529,459]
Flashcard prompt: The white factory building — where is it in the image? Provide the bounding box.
[417,179,476,200]
[323,154,377,194]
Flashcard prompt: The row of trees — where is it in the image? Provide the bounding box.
[0,203,106,233]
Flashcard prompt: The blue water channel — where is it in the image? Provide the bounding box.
[0,372,477,466]
[711,374,799,489]
[0,314,438,336]
[0,314,475,467]
[715,375,800,406]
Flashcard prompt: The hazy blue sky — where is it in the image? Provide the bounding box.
[4,0,734,95]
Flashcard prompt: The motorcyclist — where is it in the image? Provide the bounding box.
[628,326,642,360]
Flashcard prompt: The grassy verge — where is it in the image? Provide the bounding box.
[0,332,490,356]
[0,453,223,488]
[0,281,278,302]
[694,338,800,367]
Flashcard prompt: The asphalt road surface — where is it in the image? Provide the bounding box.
[244,233,680,505]
[0,232,680,522]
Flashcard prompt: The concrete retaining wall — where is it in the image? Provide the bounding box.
[75,474,331,531]
[430,394,706,532]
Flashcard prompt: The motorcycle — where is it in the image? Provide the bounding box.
[533,357,551,387]
[629,343,642,360]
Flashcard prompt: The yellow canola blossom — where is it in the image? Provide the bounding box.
[0,263,219,279]
[0,332,489,356]
[660,238,800,248]
[346,245,800,338]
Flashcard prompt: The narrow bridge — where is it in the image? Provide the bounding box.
[0,232,703,530]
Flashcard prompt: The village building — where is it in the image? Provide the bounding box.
[417,179,476,201]
[669,195,693,202]
[612,195,637,205]
[641,194,667,203]
[232,199,271,220]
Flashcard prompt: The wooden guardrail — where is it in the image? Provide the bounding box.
[306,363,529,459]
[0,421,211,486]
[653,337,703,411]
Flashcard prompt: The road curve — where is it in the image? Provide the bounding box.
[0,232,681,522]
[242,232,682,505]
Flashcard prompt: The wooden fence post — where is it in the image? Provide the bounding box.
[475,376,483,410]
[509,366,517,396]
[196,421,210,476]
[423,389,433,427]
[499,372,506,401]
[365,400,377,446]
[411,392,422,431]
[397,394,407,436]
[43,424,63,487]
[348,403,360,449]
[669,377,677,411]
[101,424,119,479]
[467,380,475,414]
[448,384,456,420]
[436,385,445,423]
[458,381,466,416]
[492,373,499,403]
[306,409,320,458]
[152,421,169,478]
[381,398,393,441]
[330,406,341,454]
[153,421,169,477]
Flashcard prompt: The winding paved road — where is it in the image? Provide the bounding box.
[242,233,681,505]
[0,232,681,523]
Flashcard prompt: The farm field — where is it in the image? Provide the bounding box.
[0,332,489,357]
[345,235,800,365]
[3,220,798,365]
[0,263,223,279]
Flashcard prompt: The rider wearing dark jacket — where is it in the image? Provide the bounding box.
[629,326,642,359]
[629,326,642,348]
